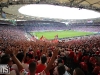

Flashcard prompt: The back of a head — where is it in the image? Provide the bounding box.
[41,55,47,64]
[16,52,24,62]
[57,63,65,75]
[74,68,85,75]
[1,57,11,64]
[57,58,63,65]
[26,53,33,59]
[1,54,10,64]
[48,51,52,57]
[1,54,10,60]
[29,62,36,73]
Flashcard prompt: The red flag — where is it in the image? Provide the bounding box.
[54,34,58,40]
[40,35,44,40]
[40,35,46,41]
[52,39,58,43]
[52,34,58,43]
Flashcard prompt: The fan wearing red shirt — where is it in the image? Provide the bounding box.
[95,51,100,55]
[81,55,89,62]
[25,53,34,64]
[36,50,41,60]
[77,50,82,61]
[92,63,100,75]
[80,61,88,72]
[36,55,50,75]
[89,56,97,65]
[6,46,58,75]
[68,50,74,58]
[74,53,78,64]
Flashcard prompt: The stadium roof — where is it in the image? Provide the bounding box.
[1,0,100,22]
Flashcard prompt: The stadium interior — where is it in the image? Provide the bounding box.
[0,0,100,75]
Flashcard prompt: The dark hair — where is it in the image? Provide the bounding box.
[41,55,47,64]
[74,68,85,75]
[29,62,36,73]
[16,53,24,62]
[1,57,10,64]
[1,54,10,64]
[26,53,33,59]
[57,58,63,65]
[35,56,38,60]
[57,63,65,75]
[1,54,10,59]
[48,51,52,57]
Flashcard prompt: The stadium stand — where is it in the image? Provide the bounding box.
[16,20,100,33]
[1,0,100,75]
[68,22,100,32]
[16,20,68,31]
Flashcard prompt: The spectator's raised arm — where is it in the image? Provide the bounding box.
[44,47,58,73]
[6,47,24,71]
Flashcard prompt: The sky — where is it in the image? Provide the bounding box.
[18,4,100,20]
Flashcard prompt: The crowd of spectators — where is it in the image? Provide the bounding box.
[68,26,100,32]
[0,20,100,75]
[17,21,68,31]
[0,25,27,41]
[16,20,100,33]
[68,22,100,32]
